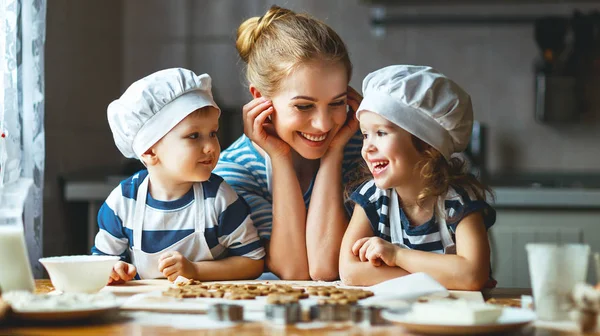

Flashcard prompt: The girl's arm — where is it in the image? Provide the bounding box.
[339,205,410,286]
[391,212,490,290]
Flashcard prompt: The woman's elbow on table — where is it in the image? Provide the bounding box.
[309,264,339,282]
[266,258,311,280]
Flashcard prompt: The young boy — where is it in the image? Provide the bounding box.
[92,68,265,283]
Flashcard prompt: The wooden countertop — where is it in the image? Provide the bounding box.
[0,280,588,336]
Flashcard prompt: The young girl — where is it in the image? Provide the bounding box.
[339,65,496,290]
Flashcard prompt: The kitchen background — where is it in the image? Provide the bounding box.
[44,0,600,287]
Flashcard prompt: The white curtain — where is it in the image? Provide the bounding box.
[0,0,46,277]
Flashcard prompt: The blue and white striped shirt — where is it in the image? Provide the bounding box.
[92,170,265,262]
[350,179,496,253]
[214,132,363,240]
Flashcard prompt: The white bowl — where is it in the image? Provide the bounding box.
[39,255,120,293]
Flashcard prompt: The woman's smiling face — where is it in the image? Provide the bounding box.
[268,60,349,160]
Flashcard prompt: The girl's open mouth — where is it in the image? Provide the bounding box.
[371,160,389,176]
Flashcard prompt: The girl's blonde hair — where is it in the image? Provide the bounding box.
[236,5,352,97]
[345,136,493,206]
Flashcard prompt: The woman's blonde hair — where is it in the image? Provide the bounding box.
[236,5,352,97]
[345,136,493,206]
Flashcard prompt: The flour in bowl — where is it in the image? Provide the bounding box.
[2,291,120,312]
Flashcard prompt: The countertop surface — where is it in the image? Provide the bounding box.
[61,171,600,209]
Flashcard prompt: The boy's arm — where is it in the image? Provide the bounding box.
[339,205,410,286]
[391,212,491,291]
[188,257,263,281]
[92,200,130,261]
[202,182,265,280]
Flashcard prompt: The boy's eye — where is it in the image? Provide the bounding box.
[210,131,218,138]
[188,132,199,139]
[362,132,369,139]
[376,131,387,136]
[295,104,314,111]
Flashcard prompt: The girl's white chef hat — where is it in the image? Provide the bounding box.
[356,65,473,160]
[107,68,220,160]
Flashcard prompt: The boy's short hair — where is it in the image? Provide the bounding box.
[107,68,220,160]
[356,65,473,161]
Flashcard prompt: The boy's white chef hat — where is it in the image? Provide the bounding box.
[356,65,473,160]
[107,68,220,160]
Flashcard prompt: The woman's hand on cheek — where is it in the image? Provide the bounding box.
[327,86,361,154]
[243,97,291,159]
[346,86,363,114]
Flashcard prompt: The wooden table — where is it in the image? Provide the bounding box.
[0,280,592,335]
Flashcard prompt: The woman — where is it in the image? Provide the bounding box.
[214,5,362,280]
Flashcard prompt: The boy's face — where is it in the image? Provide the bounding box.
[359,111,423,190]
[152,107,220,183]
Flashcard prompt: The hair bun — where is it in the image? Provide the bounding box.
[236,5,294,63]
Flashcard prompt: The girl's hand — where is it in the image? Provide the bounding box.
[158,251,195,282]
[327,86,361,153]
[108,261,137,285]
[351,237,398,267]
[243,97,291,159]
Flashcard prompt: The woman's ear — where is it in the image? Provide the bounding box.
[249,85,262,99]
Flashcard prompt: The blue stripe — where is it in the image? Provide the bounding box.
[203,174,223,199]
[91,246,130,263]
[97,203,127,239]
[228,240,264,257]
[120,170,148,200]
[137,229,194,253]
[146,187,194,210]
[403,239,444,252]
[378,232,391,241]
[218,197,251,237]
[205,226,219,249]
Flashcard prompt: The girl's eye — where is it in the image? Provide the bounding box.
[188,133,199,139]
[362,133,369,139]
[210,131,218,138]
[376,131,387,136]
[329,100,346,107]
[295,104,314,111]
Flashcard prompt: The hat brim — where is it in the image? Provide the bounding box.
[132,90,220,159]
[356,91,453,160]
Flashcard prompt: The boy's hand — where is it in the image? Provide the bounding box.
[351,237,398,267]
[158,251,195,282]
[108,261,137,285]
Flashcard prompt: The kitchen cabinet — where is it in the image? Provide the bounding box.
[489,208,600,288]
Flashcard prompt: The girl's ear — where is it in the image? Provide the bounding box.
[140,147,158,166]
[249,85,262,99]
